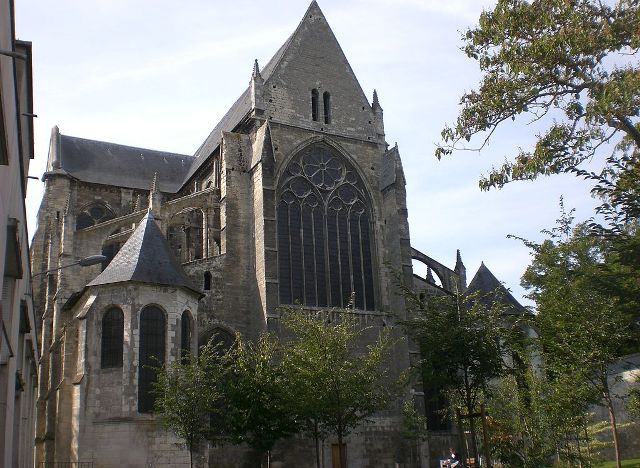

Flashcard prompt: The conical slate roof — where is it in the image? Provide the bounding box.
[87,211,201,296]
[466,262,527,315]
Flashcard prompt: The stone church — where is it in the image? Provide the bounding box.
[30,2,523,467]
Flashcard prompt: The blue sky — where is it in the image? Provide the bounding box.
[16,0,601,306]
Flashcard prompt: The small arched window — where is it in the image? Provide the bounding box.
[323,91,331,124]
[199,327,235,356]
[181,311,192,362]
[311,89,319,121]
[76,203,115,230]
[101,307,123,368]
[203,272,211,291]
[138,305,166,413]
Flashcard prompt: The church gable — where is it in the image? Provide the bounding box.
[263,2,378,142]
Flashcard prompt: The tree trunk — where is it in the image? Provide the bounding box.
[468,414,479,465]
[604,390,622,468]
[314,421,321,468]
[338,432,347,468]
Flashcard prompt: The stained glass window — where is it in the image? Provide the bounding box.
[277,143,376,310]
[138,306,165,413]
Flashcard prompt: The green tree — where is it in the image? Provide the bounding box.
[399,399,429,467]
[516,205,639,468]
[402,285,520,463]
[628,376,640,420]
[152,343,227,468]
[486,366,594,467]
[281,307,400,468]
[437,0,640,203]
[221,332,299,467]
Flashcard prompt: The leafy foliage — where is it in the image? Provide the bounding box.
[281,307,401,468]
[487,368,594,467]
[221,332,299,457]
[514,203,640,467]
[402,283,525,462]
[153,343,227,467]
[437,0,640,205]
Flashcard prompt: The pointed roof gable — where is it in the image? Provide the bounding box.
[184,1,376,184]
[87,211,201,296]
[263,1,374,118]
[466,262,527,315]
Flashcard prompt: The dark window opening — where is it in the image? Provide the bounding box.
[138,306,165,413]
[311,89,319,121]
[323,92,331,124]
[101,307,124,368]
[277,144,376,310]
[181,311,192,363]
[204,271,211,291]
[101,242,121,271]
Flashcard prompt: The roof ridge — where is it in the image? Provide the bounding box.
[60,133,193,158]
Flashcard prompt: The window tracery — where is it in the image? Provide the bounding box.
[277,143,376,310]
[76,203,115,230]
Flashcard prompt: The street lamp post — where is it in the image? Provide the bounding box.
[32,255,107,277]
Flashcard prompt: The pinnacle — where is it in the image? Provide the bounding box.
[426,266,435,284]
[252,59,261,79]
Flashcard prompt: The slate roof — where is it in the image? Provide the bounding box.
[58,134,193,193]
[87,211,201,296]
[465,262,527,315]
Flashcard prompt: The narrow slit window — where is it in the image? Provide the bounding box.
[311,89,319,121]
[204,271,211,291]
[323,92,331,124]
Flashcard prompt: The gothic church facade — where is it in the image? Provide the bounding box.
[30,3,510,467]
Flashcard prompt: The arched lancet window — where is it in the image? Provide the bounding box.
[311,89,319,122]
[76,203,115,230]
[323,92,331,124]
[181,311,192,362]
[277,143,376,310]
[138,305,165,413]
[101,307,123,368]
[203,271,211,291]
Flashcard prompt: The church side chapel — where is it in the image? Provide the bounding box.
[30,2,524,467]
